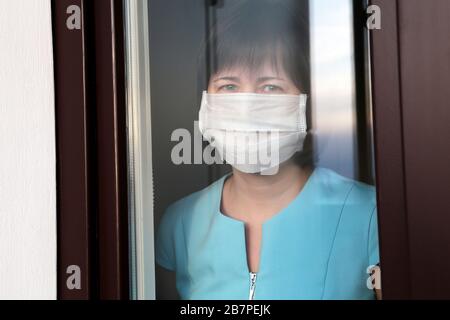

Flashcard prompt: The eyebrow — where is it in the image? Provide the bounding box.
[256,76,285,83]
[212,76,285,83]
[213,76,240,83]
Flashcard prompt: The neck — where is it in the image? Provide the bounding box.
[223,161,313,222]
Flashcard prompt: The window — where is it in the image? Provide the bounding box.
[124,0,380,300]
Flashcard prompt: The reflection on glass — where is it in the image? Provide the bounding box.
[311,0,357,178]
[125,0,381,300]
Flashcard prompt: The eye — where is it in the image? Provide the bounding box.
[261,84,283,93]
[218,84,238,92]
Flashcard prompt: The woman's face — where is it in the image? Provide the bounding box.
[207,60,301,95]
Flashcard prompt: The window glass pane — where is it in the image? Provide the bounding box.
[125,0,380,300]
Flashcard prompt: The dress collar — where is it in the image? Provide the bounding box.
[214,167,319,228]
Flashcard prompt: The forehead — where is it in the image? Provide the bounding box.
[212,59,289,80]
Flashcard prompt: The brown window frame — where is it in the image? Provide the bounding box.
[52,0,129,299]
[369,0,411,299]
[370,0,450,299]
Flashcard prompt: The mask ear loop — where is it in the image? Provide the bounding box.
[198,91,209,134]
[298,94,308,133]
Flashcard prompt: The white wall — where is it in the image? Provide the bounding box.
[0,0,56,299]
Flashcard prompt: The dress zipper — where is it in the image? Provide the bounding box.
[249,272,257,300]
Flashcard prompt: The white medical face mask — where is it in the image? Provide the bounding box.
[198,91,308,175]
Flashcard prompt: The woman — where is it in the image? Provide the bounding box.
[155,0,380,300]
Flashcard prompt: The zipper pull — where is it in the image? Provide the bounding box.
[249,272,257,300]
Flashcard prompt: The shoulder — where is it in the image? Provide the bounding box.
[314,167,378,251]
[155,175,226,271]
[159,175,226,228]
[313,168,380,268]
[313,167,376,211]
[311,167,377,235]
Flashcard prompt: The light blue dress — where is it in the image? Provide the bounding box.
[155,167,379,300]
